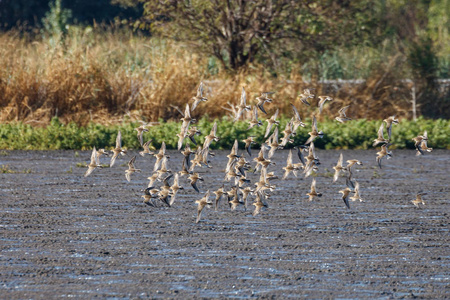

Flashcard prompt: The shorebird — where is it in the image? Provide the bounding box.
[376,143,392,169]
[349,181,363,202]
[153,141,169,172]
[135,125,149,146]
[139,139,154,157]
[234,87,251,121]
[191,81,208,111]
[373,123,390,147]
[180,144,195,171]
[282,149,300,180]
[267,127,282,158]
[85,146,101,177]
[255,92,274,114]
[110,130,127,167]
[142,187,159,207]
[335,105,352,123]
[225,139,240,173]
[318,96,333,114]
[203,121,220,150]
[290,103,306,132]
[417,138,433,156]
[96,148,109,160]
[339,187,351,209]
[177,104,196,150]
[306,178,322,201]
[413,131,429,155]
[280,119,295,147]
[252,191,268,216]
[411,192,427,207]
[125,156,141,182]
[294,145,308,168]
[147,172,159,188]
[187,126,201,145]
[156,156,172,180]
[188,172,204,193]
[240,186,254,210]
[242,136,256,157]
[264,108,280,138]
[247,106,263,130]
[299,88,315,106]
[346,159,363,180]
[213,185,225,211]
[228,186,243,211]
[195,190,212,223]
[305,115,324,145]
[383,115,399,139]
[169,174,183,206]
[333,153,347,182]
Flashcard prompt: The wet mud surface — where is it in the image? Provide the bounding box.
[1,149,449,298]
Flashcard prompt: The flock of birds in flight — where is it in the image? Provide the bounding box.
[84,82,433,222]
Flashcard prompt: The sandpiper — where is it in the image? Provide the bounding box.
[333,153,346,182]
[247,106,263,130]
[349,181,364,202]
[339,187,351,209]
[290,103,306,132]
[125,156,141,182]
[85,146,101,177]
[195,190,212,223]
[256,92,274,114]
[305,115,324,145]
[110,130,127,167]
[139,139,154,157]
[264,108,280,138]
[373,123,389,147]
[282,149,300,180]
[306,178,322,201]
[135,125,149,147]
[299,88,315,106]
[376,143,392,169]
[188,172,204,193]
[191,81,208,111]
[234,87,251,121]
[318,96,333,114]
[411,192,427,207]
[335,105,352,123]
[383,115,399,139]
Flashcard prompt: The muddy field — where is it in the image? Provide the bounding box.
[0,149,449,298]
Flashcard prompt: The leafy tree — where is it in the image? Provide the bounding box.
[140,0,377,71]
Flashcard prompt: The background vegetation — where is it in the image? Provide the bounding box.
[0,0,448,149]
[0,116,448,150]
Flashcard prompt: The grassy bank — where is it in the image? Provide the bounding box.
[0,117,448,151]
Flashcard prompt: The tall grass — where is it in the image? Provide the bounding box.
[0,26,447,126]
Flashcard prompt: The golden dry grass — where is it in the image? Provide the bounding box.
[0,27,417,126]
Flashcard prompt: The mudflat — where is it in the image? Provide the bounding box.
[1,149,449,298]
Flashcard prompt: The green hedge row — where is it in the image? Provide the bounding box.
[0,117,448,150]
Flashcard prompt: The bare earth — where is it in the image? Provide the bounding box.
[0,149,449,298]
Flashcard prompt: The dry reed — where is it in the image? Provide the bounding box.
[0,27,420,126]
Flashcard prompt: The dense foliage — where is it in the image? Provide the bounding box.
[0,117,448,150]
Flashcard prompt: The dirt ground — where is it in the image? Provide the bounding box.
[0,149,449,298]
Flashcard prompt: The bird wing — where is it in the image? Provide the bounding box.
[196,82,204,98]
[291,103,301,120]
[116,131,122,148]
[377,123,385,139]
[240,87,246,106]
[311,178,317,193]
[90,146,97,165]
[339,105,350,117]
